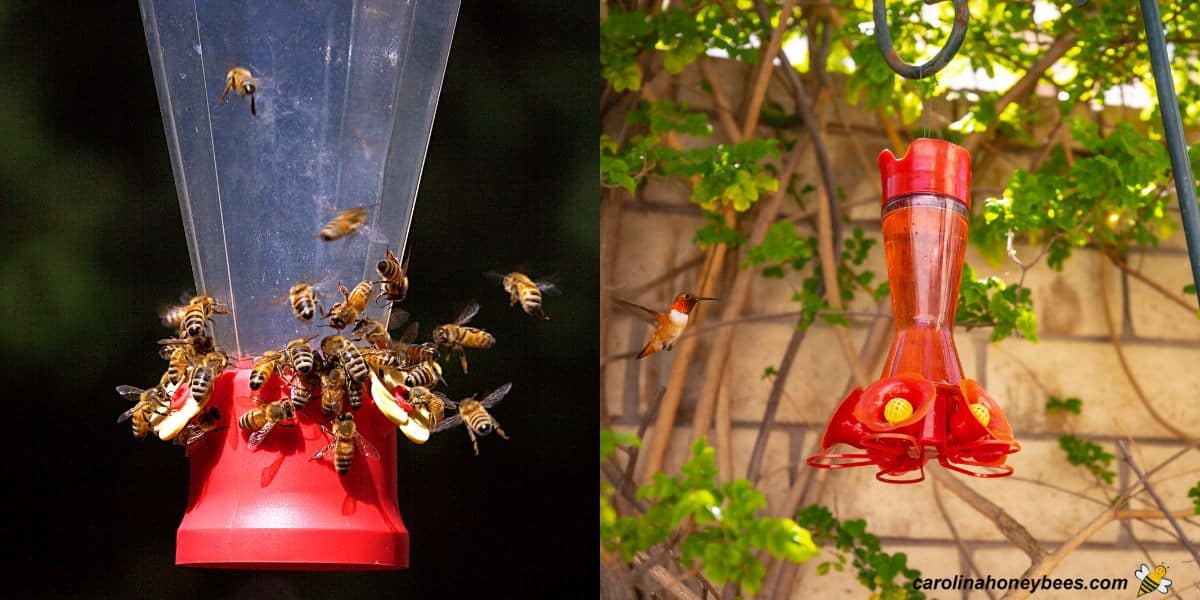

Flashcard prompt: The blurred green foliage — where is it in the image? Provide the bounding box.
[600,435,818,595]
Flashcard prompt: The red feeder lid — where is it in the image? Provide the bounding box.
[878,138,972,208]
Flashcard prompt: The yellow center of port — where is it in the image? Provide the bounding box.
[969,403,991,427]
[883,397,913,424]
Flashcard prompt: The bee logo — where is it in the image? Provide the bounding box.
[1134,563,1172,597]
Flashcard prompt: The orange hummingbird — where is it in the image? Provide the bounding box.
[617,292,719,359]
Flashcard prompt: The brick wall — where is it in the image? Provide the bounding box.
[603,59,1200,598]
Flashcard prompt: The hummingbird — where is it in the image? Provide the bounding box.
[616,292,719,359]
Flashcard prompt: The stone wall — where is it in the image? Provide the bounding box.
[603,59,1200,598]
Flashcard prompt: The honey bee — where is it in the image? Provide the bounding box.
[374,245,411,304]
[388,321,439,367]
[285,336,319,374]
[218,67,257,116]
[321,334,369,384]
[116,385,171,439]
[350,318,391,350]
[320,366,347,418]
[409,386,449,430]
[315,201,388,244]
[435,382,513,455]
[286,282,324,323]
[180,295,229,341]
[431,302,495,374]
[313,412,380,475]
[324,281,373,330]
[249,350,284,391]
[487,271,560,320]
[159,341,195,386]
[189,351,229,406]
[362,348,401,371]
[177,406,225,447]
[239,399,297,449]
[288,371,318,409]
[403,359,443,388]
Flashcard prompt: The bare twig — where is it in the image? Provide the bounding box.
[746,322,809,482]
[1098,252,1196,443]
[607,253,707,296]
[1105,249,1197,314]
[632,553,702,600]
[741,0,800,140]
[697,59,742,143]
[1118,440,1200,565]
[716,358,734,482]
[928,469,1047,561]
[932,477,999,600]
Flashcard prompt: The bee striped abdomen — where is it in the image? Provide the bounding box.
[340,348,369,384]
[190,368,215,404]
[290,346,315,374]
[334,439,354,474]
[404,360,442,387]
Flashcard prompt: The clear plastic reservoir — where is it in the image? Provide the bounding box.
[139,0,460,360]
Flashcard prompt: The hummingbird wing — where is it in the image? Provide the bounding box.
[614,299,660,325]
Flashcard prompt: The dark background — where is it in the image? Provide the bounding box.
[1,1,597,596]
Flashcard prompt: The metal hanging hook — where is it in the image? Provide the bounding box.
[873,0,969,79]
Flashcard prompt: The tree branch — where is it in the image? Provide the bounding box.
[1105,249,1198,314]
[1098,252,1197,443]
[927,469,1047,561]
[741,0,800,140]
[1118,440,1200,565]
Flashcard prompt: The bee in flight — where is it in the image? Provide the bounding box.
[177,406,225,447]
[431,301,495,374]
[315,199,388,245]
[1135,563,1172,597]
[374,245,411,304]
[116,385,171,439]
[434,382,513,455]
[486,271,561,320]
[313,412,380,475]
[239,399,297,450]
[219,67,257,116]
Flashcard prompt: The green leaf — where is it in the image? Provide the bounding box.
[1046,396,1083,415]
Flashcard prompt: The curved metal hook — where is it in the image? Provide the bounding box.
[873,0,969,80]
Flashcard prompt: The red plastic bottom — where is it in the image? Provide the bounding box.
[175,368,408,569]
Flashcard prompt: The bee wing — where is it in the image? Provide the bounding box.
[480,382,513,409]
[1135,564,1149,579]
[116,385,145,402]
[311,429,337,461]
[455,301,481,325]
[483,271,506,286]
[385,308,412,332]
[1158,578,1173,593]
[181,425,211,446]
[117,406,139,423]
[355,434,381,461]
[439,395,458,410]
[247,422,277,450]
[315,195,338,215]
[536,273,563,295]
[433,414,462,433]
[399,244,412,274]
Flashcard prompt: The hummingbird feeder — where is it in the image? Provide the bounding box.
[806,139,1021,484]
[139,0,460,568]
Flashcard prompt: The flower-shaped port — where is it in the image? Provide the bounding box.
[807,377,930,482]
[939,379,1020,477]
[853,373,936,432]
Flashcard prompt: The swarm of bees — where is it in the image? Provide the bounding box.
[119,239,562,468]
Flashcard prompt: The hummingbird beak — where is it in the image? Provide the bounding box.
[696,297,719,302]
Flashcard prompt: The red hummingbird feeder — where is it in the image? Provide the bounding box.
[806,138,1021,484]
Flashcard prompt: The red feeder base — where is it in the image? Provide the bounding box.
[175,368,408,569]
